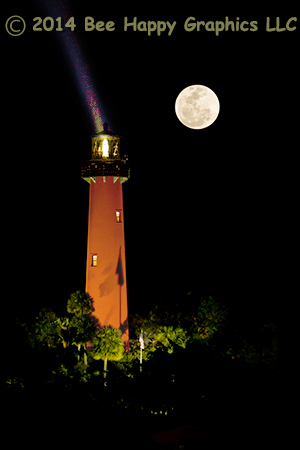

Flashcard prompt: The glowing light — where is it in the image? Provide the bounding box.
[102,139,109,158]
[113,143,119,157]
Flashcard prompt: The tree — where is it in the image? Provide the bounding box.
[118,294,228,383]
[26,292,94,364]
[139,293,227,352]
[68,314,94,365]
[180,294,228,344]
[67,290,93,317]
[29,308,62,349]
[152,326,188,354]
[66,291,93,365]
[90,326,124,378]
[138,305,188,355]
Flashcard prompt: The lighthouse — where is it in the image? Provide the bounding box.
[81,124,130,349]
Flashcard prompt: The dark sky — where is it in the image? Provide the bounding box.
[3,1,297,326]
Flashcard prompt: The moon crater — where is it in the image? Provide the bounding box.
[175,85,220,129]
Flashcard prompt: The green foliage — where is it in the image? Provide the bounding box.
[238,340,261,364]
[137,307,185,355]
[67,291,92,317]
[64,291,95,364]
[73,360,89,375]
[180,294,228,343]
[68,314,94,347]
[151,325,188,354]
[129,312,144,337]
[8,289,279,412]
[90,326,124,361]
[6,376,25,389]
[29,308,62,349]
[136,293,227,355]
[51,363,69,378]
[25,292,95,364]
[121,340,155,363]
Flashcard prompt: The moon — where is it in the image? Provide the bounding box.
[175,85,220,129]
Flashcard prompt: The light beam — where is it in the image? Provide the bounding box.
[37,0,112,134]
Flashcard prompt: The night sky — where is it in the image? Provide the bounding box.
[3,1,297,330]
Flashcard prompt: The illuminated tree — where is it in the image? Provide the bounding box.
[140,293,227,351]
[90,326,124,377]
[116,295,227,381]
[138,307,187,355]
[152,326,188,353]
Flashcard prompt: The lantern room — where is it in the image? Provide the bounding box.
[91,134,121,160]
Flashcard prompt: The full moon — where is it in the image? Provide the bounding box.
[175,85,220,129]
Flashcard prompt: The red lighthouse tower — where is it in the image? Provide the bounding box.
[81,125,130,348]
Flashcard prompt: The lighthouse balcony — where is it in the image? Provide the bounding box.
[81,158,130,180]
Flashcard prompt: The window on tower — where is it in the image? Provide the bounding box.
[116,211,121,223]
[92,254,98,267]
